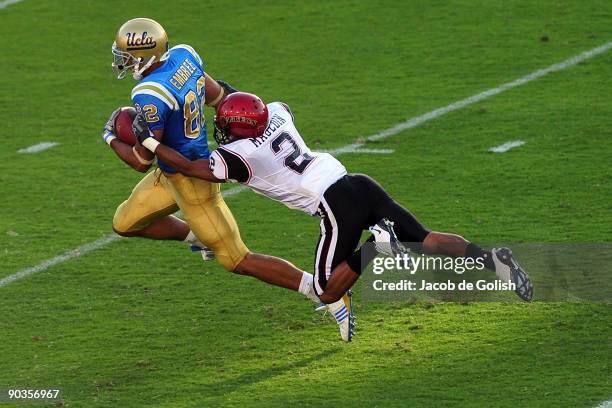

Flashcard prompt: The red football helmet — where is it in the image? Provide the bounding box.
[213,92,269,144]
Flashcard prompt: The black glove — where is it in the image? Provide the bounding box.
[132,111,153,144]
[217,80,238,94]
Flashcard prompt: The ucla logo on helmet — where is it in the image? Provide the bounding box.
[126,31,157,50]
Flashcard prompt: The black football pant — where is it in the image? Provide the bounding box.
[313,173,429,295]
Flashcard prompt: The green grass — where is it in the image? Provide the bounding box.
[1,0,611,407]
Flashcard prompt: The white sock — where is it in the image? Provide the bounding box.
[184,230,203,247]
[299,272,320,302]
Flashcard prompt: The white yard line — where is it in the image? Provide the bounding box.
[333,41,612,154]
[488,140,525,153]
[595,400,612,408]
[2,41,611,287]
[323,146,395,155]
[18,142,60,154]
[0,0,24,9]
[223,185,248,196]
[0,235,120,287]
[350,148,395,154]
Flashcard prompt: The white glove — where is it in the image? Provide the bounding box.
[102,108,121,145]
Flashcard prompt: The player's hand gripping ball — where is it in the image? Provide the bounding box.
[131,110,154,144]
[113,107,138,145]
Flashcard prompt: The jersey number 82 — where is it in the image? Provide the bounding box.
[183,76,206,139]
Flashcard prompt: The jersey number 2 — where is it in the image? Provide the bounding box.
[271,132,314,174]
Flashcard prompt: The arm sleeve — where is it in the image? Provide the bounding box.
[131,93,171,131]
[209,148,251,183]
[209,150,229,181]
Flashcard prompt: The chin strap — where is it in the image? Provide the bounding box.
[132,56,157,81]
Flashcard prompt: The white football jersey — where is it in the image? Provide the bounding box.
[209,102,347,214]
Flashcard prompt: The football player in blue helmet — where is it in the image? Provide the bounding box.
[100,18,354,341]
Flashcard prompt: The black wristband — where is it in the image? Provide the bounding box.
[217,80,238,94]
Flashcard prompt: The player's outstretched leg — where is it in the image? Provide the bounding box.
[353,174,534,301]
[114,214,215,261]
[422,232,533,301]
[234,252,357,339]
[234,252,320,302]
[317,261,360,304]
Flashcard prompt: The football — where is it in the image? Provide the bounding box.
[113,106,138,145]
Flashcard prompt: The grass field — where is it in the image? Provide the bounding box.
[1,0,611,407]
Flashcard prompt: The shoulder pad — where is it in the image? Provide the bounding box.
[268,101,294,121]
[131,81,179,110]
[169,44,203,66]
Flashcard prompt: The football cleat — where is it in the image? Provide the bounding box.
[368,219,409,257]
[322,291,355,342]
[190,244,215,261]
[492,247,534,301]
[315,302,327,312]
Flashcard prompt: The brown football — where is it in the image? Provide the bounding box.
[113,106,138,146]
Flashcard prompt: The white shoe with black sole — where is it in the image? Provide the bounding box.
[492,247,534,301]
[320,291,355,342]
[368,218,409,257]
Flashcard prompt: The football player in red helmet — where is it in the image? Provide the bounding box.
[101,20,358,342]
[135,92,534,332]
[212,93,269,144]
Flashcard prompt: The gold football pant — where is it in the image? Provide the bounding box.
[113,169,249,270]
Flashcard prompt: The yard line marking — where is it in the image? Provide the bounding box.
[0,235,121,287]
[488,140,525,153]
[322,146,395,155]
[223,185,248,196]
[0,186,246,287]
[348,148,395,154]
[595,400,612,408]
[3,41,611,288]
[0,0,24,9]
[18,142,60,154]
[333,41,612,153]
